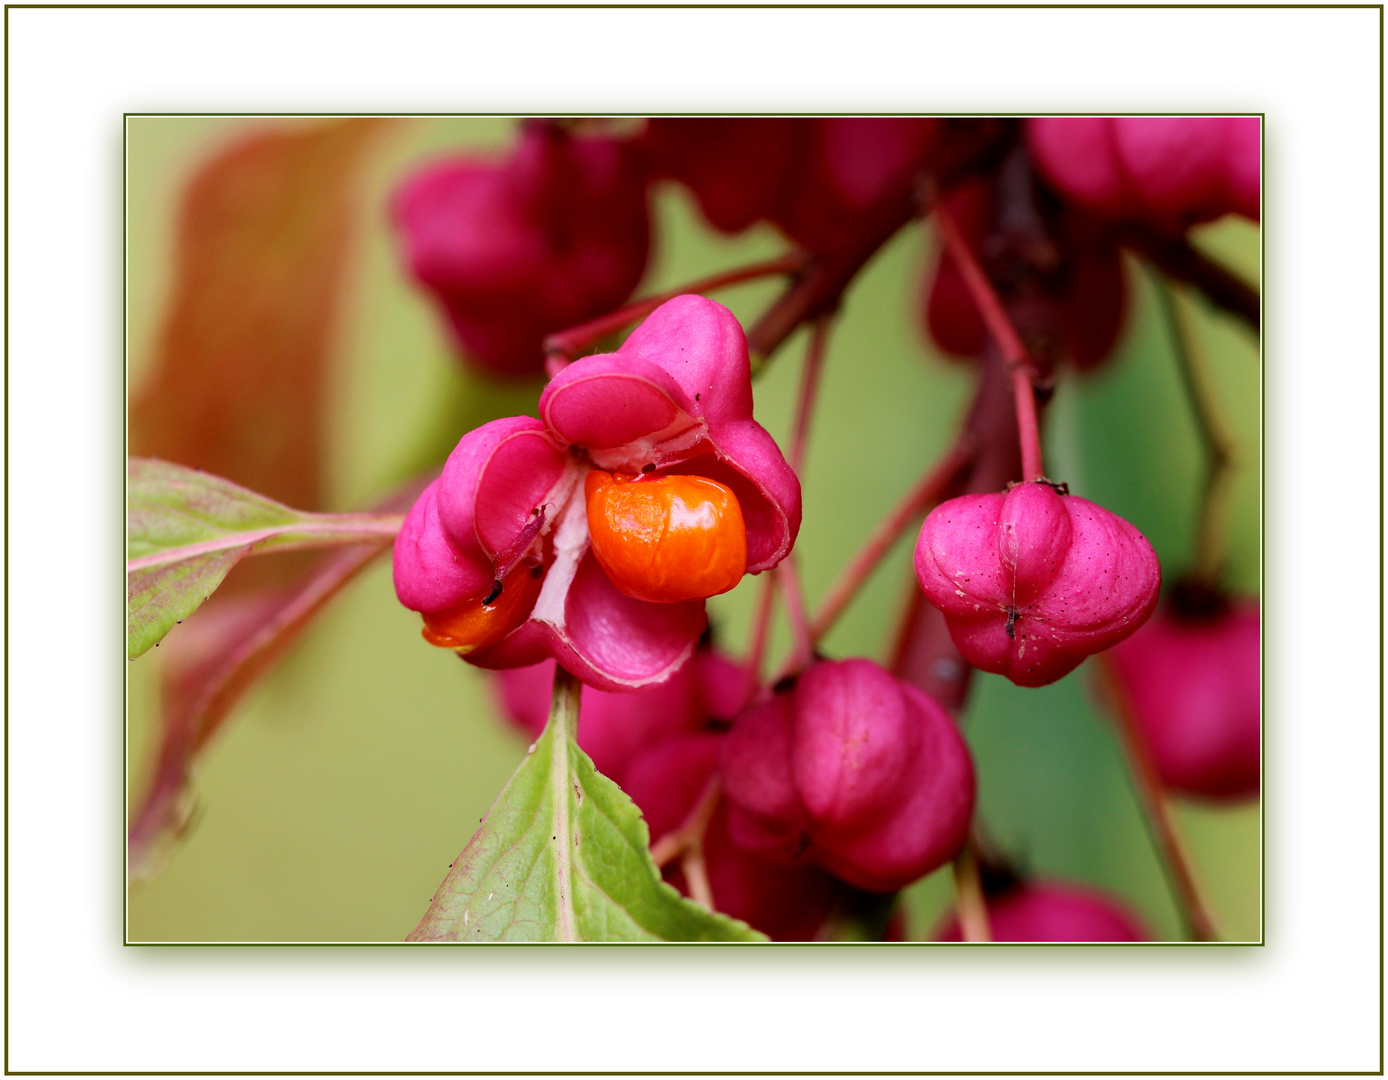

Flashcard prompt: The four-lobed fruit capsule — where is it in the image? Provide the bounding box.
[719,658,976,894]
[915,480,1161,687]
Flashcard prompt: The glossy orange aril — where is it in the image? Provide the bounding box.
[421,565,544,653]
[585,469,748,604]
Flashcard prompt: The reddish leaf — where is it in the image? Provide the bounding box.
[130,118,390,517]
[128,476,427,878]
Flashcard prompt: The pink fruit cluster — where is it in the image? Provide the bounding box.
[643,117,939,249]
[1106,587,1261,801]
[915,481,1161,687]
[1027,117,1261,231]
[392,120,650,377]
[493,654,978,936]
[385,117,1258,943]
[719,658,975,893]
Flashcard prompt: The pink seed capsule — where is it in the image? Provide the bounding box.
[1026,116,1260,231]
[934,880,1150,942]
[720,658,976,894]
[1105,589,1261,801]
[392,120,650,377]
[915,481,1161,687]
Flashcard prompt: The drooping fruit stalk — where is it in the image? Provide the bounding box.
[1150,270,1237,587]
[932,197,1046,482]
[542,250,809,362]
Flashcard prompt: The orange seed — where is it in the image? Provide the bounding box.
[421,566,544,653]
[585,468,748,604]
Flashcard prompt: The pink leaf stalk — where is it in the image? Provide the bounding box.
[719,658,976,894]
[392,295,801,691]
[1026,117,1261,231]
[934,881,1150,942]
[393,120,650,377]
[1105,592,1261,801]
[915,481,1161,687]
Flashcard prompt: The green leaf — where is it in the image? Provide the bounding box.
[127,459,400,659]
[127,549,248,661]
[408,669,767,943]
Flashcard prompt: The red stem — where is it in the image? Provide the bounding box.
[1010,366,1044,482]
[789,314,832,477]
[1098,654,1219,942]
[544,251,810,359]
[777,556,815,676]
[746,195,919,365]
[810,439,974,645]
[742,573,777,703]
[933,202,1046,482]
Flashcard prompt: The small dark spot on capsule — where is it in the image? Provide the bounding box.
[641,463,655,474]
[530,564,544,579]
[695,393,701,401]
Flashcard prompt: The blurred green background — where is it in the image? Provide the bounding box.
[126,117,1261,943]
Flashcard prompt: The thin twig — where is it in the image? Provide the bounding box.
[742,573,778,704]
[789,314,833,476]
[810,439,975,645]
[681,848,715,910]
[1150,270,1238,585]
[1098,654,1220,942]
[776,555,815,677]
[746,197,919,368]
[951,841,993,943]
[1124,226,1260,334]
[544,251,810,359]
[650,774,722,868]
